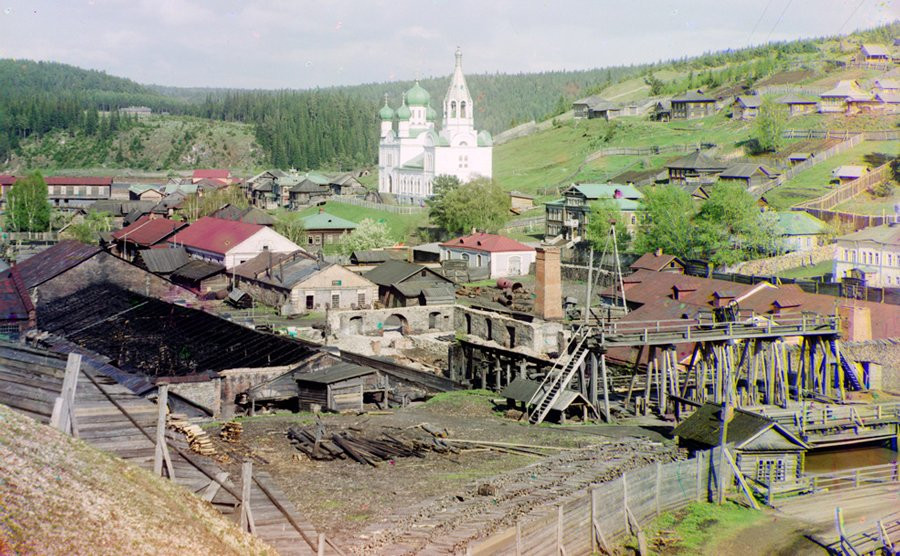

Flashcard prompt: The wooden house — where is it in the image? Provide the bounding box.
[778,95,818,117]
[670,90,717,120]
[363,259,455,307]
[652,100,672,122]
[629,250,685,273]
[859,44,890,63]
[665,151,727,184]
[718,163,780,189]
[732,95,762,120]
[300,210,357,251]
[509,191,535,213]
[295,363,387,412]
[673,404,809,485]
[819,80,871,113]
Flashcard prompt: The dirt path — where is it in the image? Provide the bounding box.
[710,512,823,556]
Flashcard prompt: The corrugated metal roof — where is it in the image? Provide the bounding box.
[168,217,263,255]
[16,240,102,289]
[111,216,187,247]
[138,247,190,274]
[300,212,358,231]
[364,260,449,286]
[440,232,535,253]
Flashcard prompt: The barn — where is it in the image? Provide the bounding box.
[295,363,388,413]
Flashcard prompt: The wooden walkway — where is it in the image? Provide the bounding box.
[0,343,327,556]
[750,403,900,447]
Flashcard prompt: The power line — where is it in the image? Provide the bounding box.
[837,0,866,35]
[747,0,774,45]
[765,0,794,43]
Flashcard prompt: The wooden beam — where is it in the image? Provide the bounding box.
[600,354,613,424]
[240,460,256,534]
[153,384,175,479]
[201,471,230,502]
[50,353,81,436]
[722,448,760,510]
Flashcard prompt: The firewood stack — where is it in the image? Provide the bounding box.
[287,424,457,467]
[220,421,243,443]
[168,415,216,456]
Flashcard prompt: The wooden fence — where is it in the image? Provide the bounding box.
[757,462,899,504]
[749,134,863,197]
[782,129,900,141]
[585,142,716,163]
[331,196,426,214]
[793,163,891,211]
[467,450,728,555]
[501,216,544,233]
[3,231,59,241]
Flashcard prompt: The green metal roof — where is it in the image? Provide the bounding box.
[426,103,437,121]
[400,153,425,169]
[300,211,358,231]
[379,103,395,120]
[396,97,411,120]
[777,212,827,236]
[569,183,644,200]
[477,130,493,147]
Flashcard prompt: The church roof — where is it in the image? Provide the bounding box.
[399,153,425,170]
[396,95,411,120]
[406,81,430,107]
[379,101,394,120]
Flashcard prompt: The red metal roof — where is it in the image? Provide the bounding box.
[0,267,34,321]
[630,252,682,272]
[111,216,188,247]
[439,233,534,253]
[192,169,231,179]
[167,216,262,255]
[0,175,16,186]
[44,176,113,186]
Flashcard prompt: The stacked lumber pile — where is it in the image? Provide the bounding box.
[168,415,216,456]
[220,421,243,443]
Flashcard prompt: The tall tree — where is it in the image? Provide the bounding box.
[429,177,509,235]
[425,174,462,229]
[273,210,307,246]
[585,199,630,251]
[634,186,697,259]
[695,182,776,266]
[751,96,788,153]
[5,172,51,232]
[338,218,393,255]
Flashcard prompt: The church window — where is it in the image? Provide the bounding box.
[460,101,466,118]
[451,101,457,118]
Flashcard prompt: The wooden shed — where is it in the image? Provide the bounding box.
[500,377,597,423]
[295,363,387,413]
[674,404,809,485]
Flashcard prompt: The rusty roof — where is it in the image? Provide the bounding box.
[16,241,102,289]
[0,267,34,321]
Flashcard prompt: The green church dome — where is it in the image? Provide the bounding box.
[379,102,394,120]
[406,81,430,106]
[396,97,411,120]
[426,103,437,121]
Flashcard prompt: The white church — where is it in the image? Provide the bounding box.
[377,48,493,203]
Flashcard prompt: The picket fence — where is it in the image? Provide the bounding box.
[331,196,426,214]
[794,163,891,212]
[467,449,730,555]
[749,134,864,197]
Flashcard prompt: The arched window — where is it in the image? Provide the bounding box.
[451,101,457,118]
[460,101,467,118]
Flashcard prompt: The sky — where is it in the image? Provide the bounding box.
[0,0,896,90]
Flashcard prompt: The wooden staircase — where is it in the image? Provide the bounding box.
[527,328,591,425]
[830,339,863,391]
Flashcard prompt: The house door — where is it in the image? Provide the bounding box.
[306,295,314,310]
[508,256,522,275]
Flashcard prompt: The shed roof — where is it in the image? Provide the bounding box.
[16,240,102,289]
[665,151,727,171]
[861,44,890,57]
[875,78,900,89]
[501,377,593,412]
[630,252,682,272]
[350,250,405,264]
[363,259,450,287]
[832,165,867,179]
[300,211,358,231]
[192,169,230,180]
[719,163,778,180]
[820,80,871,101]
[671,90,715,103]
[778,94,817,105]
[735,95,762,108]
[836,223,900,245]
[295,362,376,384]
[138,247,191,274]
[171,260,226,281]
[673,403,807,450]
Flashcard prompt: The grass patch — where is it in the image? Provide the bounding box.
[635,501,762,555]
[765,140,898,210]
[424,389,497,417]
[776,259,832,279]
[833,185,900,216]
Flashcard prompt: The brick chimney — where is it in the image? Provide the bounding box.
[839,305,872,342]
[534,247,563,320]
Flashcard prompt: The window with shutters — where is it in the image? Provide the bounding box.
[332,293,340,307]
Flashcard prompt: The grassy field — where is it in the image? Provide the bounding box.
[632,501,763,555]
[764,140,898,210]
[776,260,833,279]
[493,112,752,195]
[833,186,900,216]
[295,200,428,241]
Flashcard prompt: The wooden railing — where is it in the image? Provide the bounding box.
[755,462,899,504]
[595,314,838,339]
[753,402,900,436]
[793,163,891,211]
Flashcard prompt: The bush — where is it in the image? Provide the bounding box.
[869,181,894,198]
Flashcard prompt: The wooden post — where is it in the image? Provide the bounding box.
[590,487,597,553]
[50,353,82,436]
[601,354,612,423]
[317,533,325,556]
[583,247,594,325]
[589,352,598,410]
[515,519,522,556]
[696,454,703,502]
[717,403,731,505]
[557,504,564,555]
[153,383,175,479]
[202,471,230,502]
[240,460,256,534]
[655,461,662,517]
[622,473,629,534]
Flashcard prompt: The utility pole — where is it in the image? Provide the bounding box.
[583,246,594,324]
[717,401,733,504]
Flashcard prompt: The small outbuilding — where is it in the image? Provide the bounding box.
[295,363,388,413]
[501,377,597,423]
[673,404,809,485]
